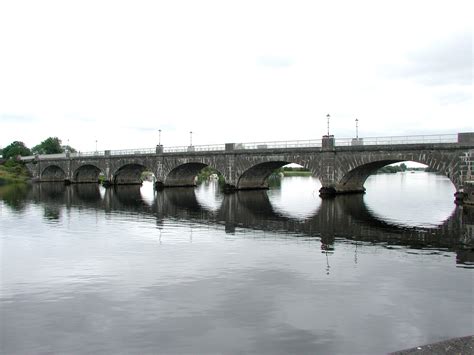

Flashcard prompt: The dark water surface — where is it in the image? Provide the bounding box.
[1,173,473,354]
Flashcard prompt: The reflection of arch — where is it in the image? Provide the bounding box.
[194,182,223,212]
[72,184,101,203]
[336,155,459,193]
[109,185,147,207]
[162,188,202,212]
[74,164,102,183]
[113,164,151,185]
[41,165,65,182]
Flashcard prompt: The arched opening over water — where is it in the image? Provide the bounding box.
[237,161,289,189]
[237,161,321,187]
[361,161,457,228]
[73,164,103,183]
[113,163,154,185]
[41,165,66,182]
[165,163,224,188]
[338,157,459,194]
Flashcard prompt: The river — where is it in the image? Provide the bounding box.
[0,172,472,354]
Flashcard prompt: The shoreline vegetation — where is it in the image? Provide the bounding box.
[0,160,31,185]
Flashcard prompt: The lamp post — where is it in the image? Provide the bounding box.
[355,118,359,139]
[326,114,330,136]
[190,131,193,146]
[158,129,161,145]
[95,140,97,152]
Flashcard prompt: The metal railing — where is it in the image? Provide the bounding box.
[235,139,322,150]
[335,134,458,146]
[18,134,461,160]
[164,144,225,153]
[72,151,106,157]
[109,148,155,156]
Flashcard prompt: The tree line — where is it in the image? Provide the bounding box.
[0,137,76,160]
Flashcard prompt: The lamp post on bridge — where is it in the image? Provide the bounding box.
[156,129,164,154]
[95,140,97,152]
[322,113,335,151]
[188,131,194,152]
[326,113,330,136]
[352,118,363,146]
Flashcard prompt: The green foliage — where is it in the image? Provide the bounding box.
[378,163,408,174]
[271,166,311,178]
[196,167,225,186]
[0,161,31,184]
[2,141,32,159]
[32,137,63,155]
[62,145,77,153]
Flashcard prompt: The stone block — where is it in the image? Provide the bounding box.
[464,181,474,205]
[458,132,474,144]
[322,135,335,150]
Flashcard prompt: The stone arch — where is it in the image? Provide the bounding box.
[112,163,152,185]
[235,156,321,190]
[41,165,66,182]
[334,151,461,193]
[73,164,103,183]
[237,161,290,189]
[164,162,225,187]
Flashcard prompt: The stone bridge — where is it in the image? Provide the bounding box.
[23,133,474,202]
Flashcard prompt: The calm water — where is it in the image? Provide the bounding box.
[1,172,473,354]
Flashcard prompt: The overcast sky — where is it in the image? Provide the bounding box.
[0,0,472,152]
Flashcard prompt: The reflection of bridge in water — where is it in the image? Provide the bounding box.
[10,183,472,265]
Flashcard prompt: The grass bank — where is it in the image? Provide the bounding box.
[0,161,31,185]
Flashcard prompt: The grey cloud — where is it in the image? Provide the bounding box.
[400,32,472,86]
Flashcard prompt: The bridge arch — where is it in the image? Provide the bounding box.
[235,159,322,190]
[73,164,103,183]
[112,163,153,185]
[334,152,461,194]
[237,161,289,189]
[41,165,66,182]
[164,162,226,187]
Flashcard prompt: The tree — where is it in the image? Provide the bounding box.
[2,141,32,159]
[32,137,63,155]
[400,163,407,171]
[62,144,77,153]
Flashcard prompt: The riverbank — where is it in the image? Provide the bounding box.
[281,170,312,177]
[0,161,31,185]
[390,335,473,354]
